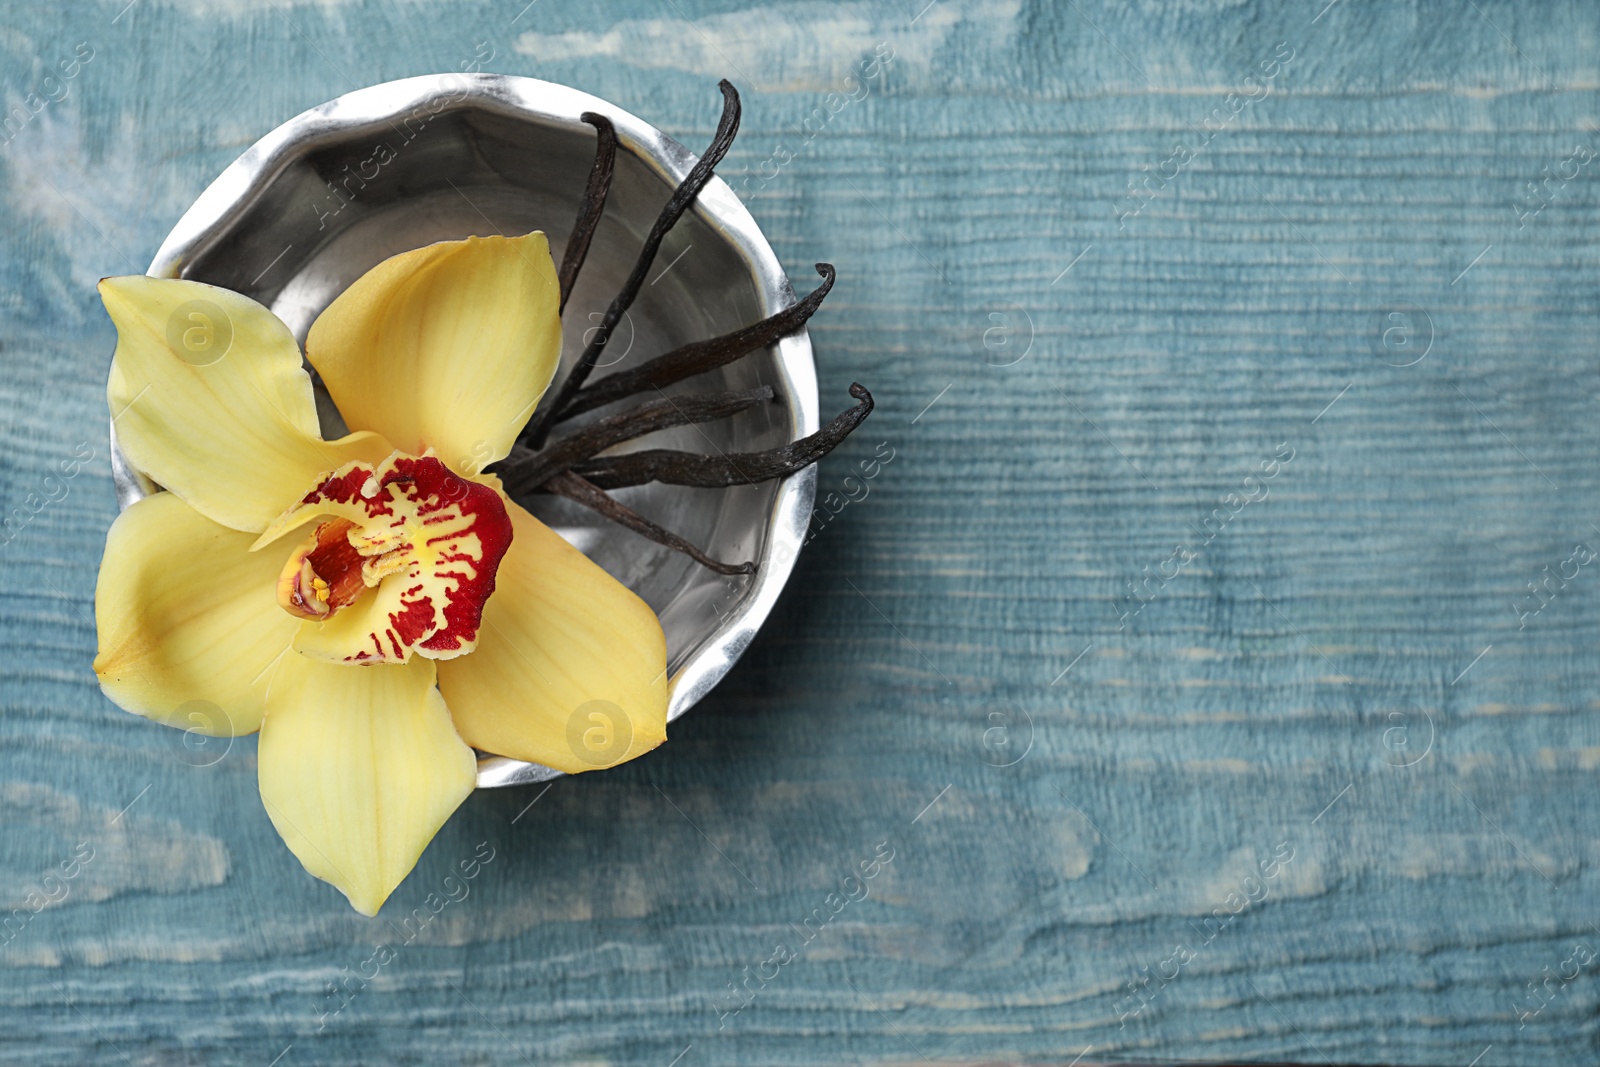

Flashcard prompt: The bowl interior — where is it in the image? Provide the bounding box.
[127,78,816,785]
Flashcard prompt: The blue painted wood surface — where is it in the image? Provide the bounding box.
[3,0,1600,1063]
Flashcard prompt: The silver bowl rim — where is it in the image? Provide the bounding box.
[108,72,820,788]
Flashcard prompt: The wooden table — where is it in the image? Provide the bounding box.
[4,0,1598,1062]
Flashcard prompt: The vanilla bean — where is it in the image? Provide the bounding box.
[544,471,756,576]
[498,385,774,495]
[570,384,874,490]
[557,113,618,314]
[524,80,743,449]
[555,264,837,422]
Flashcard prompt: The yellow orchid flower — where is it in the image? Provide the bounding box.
[92,232,668,915]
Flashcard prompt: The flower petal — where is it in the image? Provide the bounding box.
[305,233,563,476]
[101,276,393,533]
[258,654,476,916]
[93,491,297,736]
[436,500,668,773]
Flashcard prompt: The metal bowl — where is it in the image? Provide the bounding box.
[108,73,819,787]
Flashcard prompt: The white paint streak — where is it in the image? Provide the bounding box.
[0,781,229,910]
[512,0,1022,89]
[6,117,197,308]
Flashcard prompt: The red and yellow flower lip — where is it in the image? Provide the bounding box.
[92,232,669,916]
[262,451,514,664]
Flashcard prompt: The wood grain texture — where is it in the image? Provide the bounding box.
[3,0,1600,1062]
